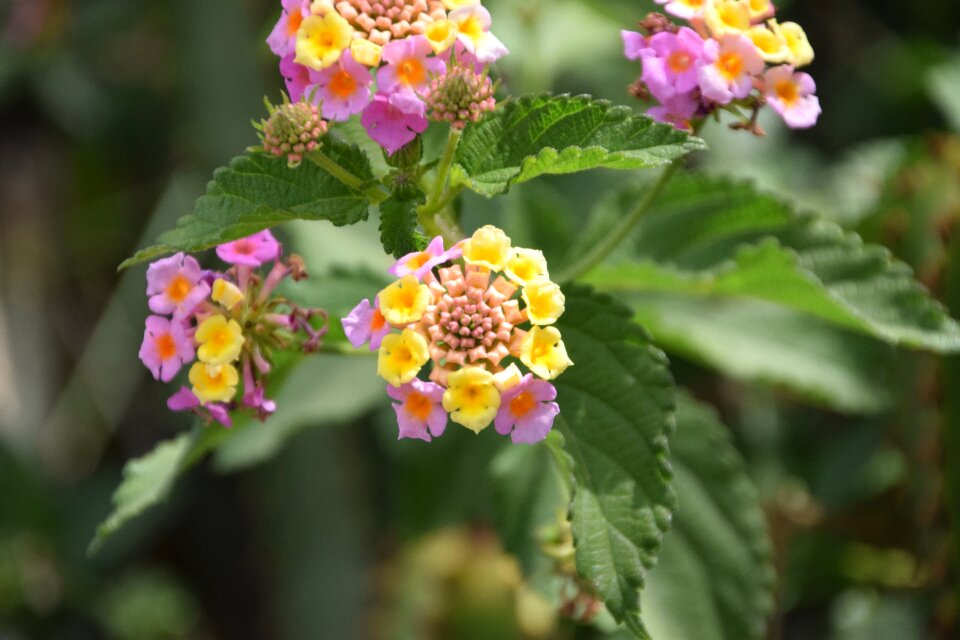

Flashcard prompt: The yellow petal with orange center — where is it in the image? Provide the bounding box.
[378,329,430,387]
[196,315,245,365]
[505,248,549,286]
[522,281,565,326]
[520,327,573,381]
[705,0,751,36]
[442,367,500,433]
[424,19,459,54]
[463,225,513,271]
[189,362,239,404]
[295,13,353,70]
[379,275,432,326]
[773,20,814,67]
[747,26,789,63]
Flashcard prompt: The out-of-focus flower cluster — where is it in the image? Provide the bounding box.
[343,226,573,444]
[138,231,327,427]
[266,0,506,155]
[622,0,820,132]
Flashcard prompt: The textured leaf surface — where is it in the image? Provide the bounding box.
[643,393,774,640]
[450,94,705,197]
[90,433,194,553]
[378,193,421,259]
[630,294,895,414]
[584,176,960,352]
[120,140,374,268]
[553,285,676,638]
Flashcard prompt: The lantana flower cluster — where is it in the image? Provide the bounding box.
[622,0,821,132]
[266,0,506,155]
[342,226,573,444]
[138,231,327,427]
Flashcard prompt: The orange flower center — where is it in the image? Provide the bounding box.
[156,333,177,360]
[397,58,425,87]
[166,274,192,303]
[287,10,303,36]
[510,391,537,418]
[405,392,433,420]
[667,50,692,74]
[775,79,799,105]
[329,69,357,98]
[370,308,386,332]
[409,252,432,269]
[717,52,743,80]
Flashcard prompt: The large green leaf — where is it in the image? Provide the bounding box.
[631,294,895,414]
[642,392,774,640]
[553,285,676,638]
[450,94,705,197]
[120,139,374,268]
[584,176,960,352]
[89,432,195,554]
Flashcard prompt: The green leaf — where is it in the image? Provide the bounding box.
[553,285,676,638]
[120,139,374,268]
[89,433,195,554]
[630,294,895,414]
[450,94,705,197]
[583,175,960,352]
[642,392,774,640]
[378,193,423,259]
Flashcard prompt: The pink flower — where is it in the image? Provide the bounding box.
[267,0,309,58]
[621,30,650,61]
[280,55,311,102]
[698,34,764,105]
[360,93,429,155]
[242,358,277,418]
[167,387,233,428]
[647,92,699,130]
[449,5,509,64]
[309,50,372,121]
[388,236,463,280]
[341,298,391,351]
[216,230,281,267]
[387,380,447,442]
[146,253,210,318]
[762,65,821,129]
[139,315,195,382]
[641,28,705,102]
[654,0,707,21]
[378,36,445,98]
[440,40,483,74]
[495,375,559,444]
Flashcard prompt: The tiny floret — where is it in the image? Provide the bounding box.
[378,328,431,387]
[463,225,513,271]
[442,366,501,433]
[196,315,245,365]
[522,281,565,326]
[520,326,573,381]
[189,363,240,404]
[294,12,354,70]
[379,275,432,326]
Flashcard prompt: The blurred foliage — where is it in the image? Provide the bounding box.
[4,0,960,638]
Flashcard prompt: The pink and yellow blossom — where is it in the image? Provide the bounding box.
[698,33,765,104]
[449,5,508,64]
[342,298,391,350]
[762,65,821,129]
[495,374,560,444]
[310,50,373,121]
[389,236,462,280]
[216,230,281,267]
[146,252,210,318]
[387,380,448,441]
[139,316,195,382]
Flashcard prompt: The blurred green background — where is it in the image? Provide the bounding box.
[2,0,960,638]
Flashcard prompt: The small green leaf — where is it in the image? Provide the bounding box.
[379,193,423,259]
[584,175,960,353]
[451,94,705,197]
[120,138,374,269]
[642,392,774,640]
[89,433,195,554]
[553,285,676,637]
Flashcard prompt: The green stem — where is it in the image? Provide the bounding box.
[307,151,387,204]
[425,128,463,212]
[556,159,681,283]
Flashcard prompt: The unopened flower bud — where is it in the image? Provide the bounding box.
[260,100,328,168]
[424,66,496,130]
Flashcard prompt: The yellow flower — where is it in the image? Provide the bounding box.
[520,327,573,380]
[747,0,775,21]
[212,279,245,310]
[424,19,459,54]
[378,329,430,387]
[746,25,789,63]
[522,281,565,326]
[705,0,752,37]
[463,225,513,271]
[295,13,353,70]
[196,315,244,365]
[443,0,479,9]
[493,363,524,392]
[379,275,432,326]
[350,39,383,67]
[442,367,501,433]
[505,248,549,286]
[772,20,814,67]
[189,362,239,404]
